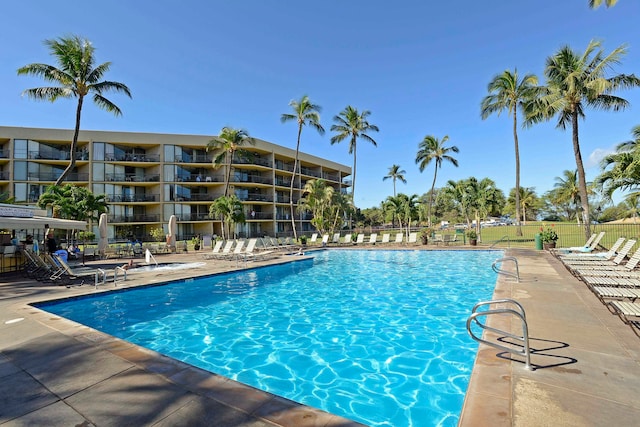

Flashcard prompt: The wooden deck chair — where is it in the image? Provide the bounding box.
[381,233,390,244]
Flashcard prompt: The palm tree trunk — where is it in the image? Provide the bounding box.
[572,112,591,239]
[56,97,84,185]
[289,125,302,239]
[513,109,523,236]
[223,151,232,197]
[428,167,438,227]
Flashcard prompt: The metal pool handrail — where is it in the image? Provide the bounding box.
[492,256,520,282]
[466,298,533,370]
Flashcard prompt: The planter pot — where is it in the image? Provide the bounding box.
[469,239,477,246]
[543,242,556,250]
[421,237,429,245]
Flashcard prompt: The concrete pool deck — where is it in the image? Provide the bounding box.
[0,247,639,426]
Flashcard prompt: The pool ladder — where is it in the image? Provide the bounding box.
[492,256,520,282]
[466,299,533,370]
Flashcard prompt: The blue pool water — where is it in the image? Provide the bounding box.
[37,250,500,427]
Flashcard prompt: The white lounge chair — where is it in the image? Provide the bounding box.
[342,234,353,245]
[407,232,418,244]
[202,240,224,259]
[393,233,403,244]
[309,233,318,244]
[321,234,330,246]
[381,233,390,244]
[556,232,605,254]
[355,234,365,244]
[332,233,341,244]
[559,237,625,261]
[212,240,235,259]
[366,233,377,244]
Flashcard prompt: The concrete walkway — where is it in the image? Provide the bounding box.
[460,249,640,426]
[1,248,639,426]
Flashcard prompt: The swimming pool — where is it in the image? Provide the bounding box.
[37,249,500,427]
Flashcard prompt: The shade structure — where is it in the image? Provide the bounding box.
[0,216,87,230]
[97,213,108,256]
[167,215,177,250]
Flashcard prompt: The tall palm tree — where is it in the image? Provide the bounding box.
[481,69,538,236]
[415,135,459,227]
[209,195,245,240]
[526,40,640,238]
[299,179,334,235]
[554,170,582,224]
[281,95,325,239]
[589,0,618,8]
[383,164,407,197]
[206,127,255,197]
[330,106,379,203]
[18,35,131,185]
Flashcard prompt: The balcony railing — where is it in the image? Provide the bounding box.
[27,172,89,181]
[0,150,8,159]
[106,194,159,202]
[0,171,9,180]
[105,173,161,182]
[274,177,292,187]
[175,213,212,221]
[175,154,212,163]
[322,172,340,182]
[231,175,273,185]
[108,214,160,222]
[300,167,321,178]
[176,174,224,182]
[276,213,312,221]
[233,157,272,168]
[275,161,294,172]
[105,153,160,162]
[248,212,273,220]
[236,193,273,202]
[28,150,89,161]
[175,193,217,202]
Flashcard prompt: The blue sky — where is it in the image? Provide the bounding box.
[1,1,639,208]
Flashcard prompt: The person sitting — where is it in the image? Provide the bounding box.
[67,244,81,259]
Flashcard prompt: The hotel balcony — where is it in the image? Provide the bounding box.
[105,173,161,182]
[106,194,159,203]
[175,154,212,163]
[235,192,273,202]
[27,172,89,181]
[105,153,160,162]
[28,150,89,161]
[108,214,160,223]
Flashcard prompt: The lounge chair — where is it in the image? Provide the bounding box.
[321,234,329,246]
[574,246,640,278]
[581,275,640,288]
[590,286,640,304]
[366,233,377,244]
[46,254,103,283]
[381,233,390,244]
[393,233,403,244]
[332,233,341,244]
[309,233,318,244]
[559,237,625,261]
[211,240,235,259]
[239,238,277,262]
[432,234,444,245]
[608,301,640,328]
[342,234,353,245]
[355,233,365,244]
[443,234,458,245]
[407,232,418,244]
[202,240,224,259]
[556,232,605,254]
[564,239,636,270]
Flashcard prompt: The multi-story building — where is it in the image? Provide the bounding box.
[0,126,351,241]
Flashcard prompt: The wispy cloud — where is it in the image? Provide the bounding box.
[587,147,615,168]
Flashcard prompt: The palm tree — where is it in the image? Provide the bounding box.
[554,170,582,224]
[508,187,538,225]
[206,127,255,197]
[589,0,618,8]
[481,69,538,236]
[596,125,640,198]
[330,106,379,203]
[383,164,407,197]
[209,195,245,240]
[415,135,459,227]
[18,35,131,185]
[299,179,334,235]
[526,40,640,238]
[281,95,325,239]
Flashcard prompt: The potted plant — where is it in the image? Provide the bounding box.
[299,235,308,247]
[466,229,478,246]
[419,228,432,245]
[540,225,558,249]
[191,235,201,251]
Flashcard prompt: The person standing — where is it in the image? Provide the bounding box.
[46,232,57,254]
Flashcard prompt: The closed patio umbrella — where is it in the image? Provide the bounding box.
[168,215,177,251]
[97,213,108,257]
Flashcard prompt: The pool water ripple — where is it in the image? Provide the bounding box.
[39,249,499,427]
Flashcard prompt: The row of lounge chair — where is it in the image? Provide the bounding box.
[201,238,283,262]
[315,232,419,246]
[555,233,640,331]
[22,248,105,285]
